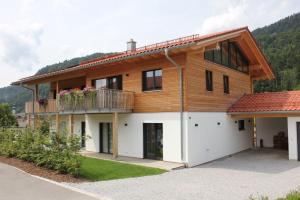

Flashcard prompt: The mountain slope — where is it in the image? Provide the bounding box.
[253,12,300,92]
[35,52,108,75]
[0,52,109,113]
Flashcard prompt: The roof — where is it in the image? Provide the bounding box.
[12,26,273,85]
[79,27,248,67]
[228,91,300,114]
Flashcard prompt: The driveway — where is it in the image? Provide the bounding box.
[0,163,98,200]
[68,149,300,200]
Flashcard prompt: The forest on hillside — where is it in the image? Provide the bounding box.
[0,12,299,113]
[253,13,300,92]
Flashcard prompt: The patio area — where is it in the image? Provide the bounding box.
[80,151,185,171]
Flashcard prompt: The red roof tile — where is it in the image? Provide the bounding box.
[228,91,300,113]
[13,27,249,85]
[79,27,248,67]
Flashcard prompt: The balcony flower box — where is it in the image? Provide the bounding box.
[38,99,48,107]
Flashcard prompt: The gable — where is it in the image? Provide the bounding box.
[200,30,275,80]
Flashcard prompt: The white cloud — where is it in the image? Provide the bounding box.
[0,0,298,87]
[197,0,300,35]
[0,22,43,71]
[198,0,248,34]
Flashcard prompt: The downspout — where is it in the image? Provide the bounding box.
[164,48,184,163]
[20,84,35,129]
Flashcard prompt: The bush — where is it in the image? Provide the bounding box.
[0,128,81,176]
[0,103,17,127]
[249,190,300,200]
[277,190,300,200]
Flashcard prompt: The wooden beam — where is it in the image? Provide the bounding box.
[112,112,119,158]
[69,114,74,135]
[56,114,59,135]
[27,114,31,128]
[231,113,300,119]
[56,81,59,94]
[34,84,39,101]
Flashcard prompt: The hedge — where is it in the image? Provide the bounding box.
[0,128,81,176]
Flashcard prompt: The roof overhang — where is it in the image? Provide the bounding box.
[229,110,300,118]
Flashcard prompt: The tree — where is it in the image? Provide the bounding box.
[0,103,18,127]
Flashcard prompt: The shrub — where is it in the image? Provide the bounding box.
[277,190,300,200]
[39,119,50,135]
[0,128,81,176]
[0,104,18,127]
[250,190,300,200]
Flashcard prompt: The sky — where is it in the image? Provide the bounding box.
[0,0,299,87]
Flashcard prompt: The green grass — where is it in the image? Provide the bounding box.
[249,190,300,200]
[79,156,167,181]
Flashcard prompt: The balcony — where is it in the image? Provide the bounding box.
[25,88,134,114]
[25,99,57,114]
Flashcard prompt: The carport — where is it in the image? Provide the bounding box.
[228,91,300,161]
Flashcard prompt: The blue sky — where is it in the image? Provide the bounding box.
[0,0,299,87]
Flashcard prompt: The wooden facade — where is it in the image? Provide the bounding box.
[25,50,257,114]
[20,29,274,115]
[185,50,251,112]
[84,55,184,113]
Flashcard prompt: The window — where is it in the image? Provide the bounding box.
[204,40,249,74]
[223,75,229,94]
[143,123,163,159]
[205,70,213,91]
[92,75,122,90]
[93,78,107,89]
[221,41,229,66]
[238,120,245,131]
[142,69,162,91]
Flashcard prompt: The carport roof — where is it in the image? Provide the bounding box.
[228,91,300,114]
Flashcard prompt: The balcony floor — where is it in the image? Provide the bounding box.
[59,108,132,114]
[80,150,184,171]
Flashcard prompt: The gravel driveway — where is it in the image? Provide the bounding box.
[67,149,300,200]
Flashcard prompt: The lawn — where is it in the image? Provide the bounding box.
[79,156,167,181]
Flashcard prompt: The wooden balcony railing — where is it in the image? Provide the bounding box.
[25,89,134,114]
[25,99,57,114]
[58,88,134,113]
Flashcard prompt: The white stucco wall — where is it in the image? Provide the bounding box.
[73,115,85,137]
[256,118,288,148]
[84,112,182,163]
[118,113,182,162]
[287,117,300,160]
[186,112,253,167]
[85,114,112,152]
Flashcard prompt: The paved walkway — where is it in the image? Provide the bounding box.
[81,151,184,170]
[0,163,98,200]
[69,149,300,200]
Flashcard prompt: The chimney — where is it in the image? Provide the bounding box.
[127,39,136,51]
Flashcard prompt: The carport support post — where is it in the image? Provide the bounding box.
[253,117,257,147]
[112,112,119,159]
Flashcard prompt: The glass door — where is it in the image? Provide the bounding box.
[81,122,86,148]
[99,123,112,154]
[143,123,163,160]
